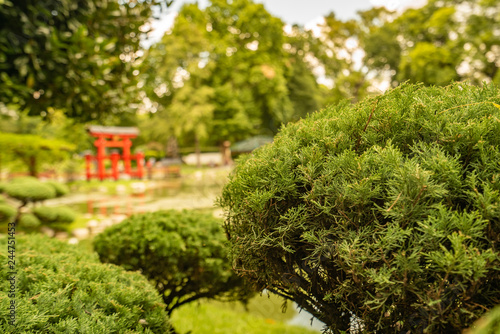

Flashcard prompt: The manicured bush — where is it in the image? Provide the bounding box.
[0,204,16,223]
[94,210,254,316]
[46,181,69,197]
[18,213,41,229]
[0,234,173,333]
[4,178,56,203]
[0,178,75,231]
[219,83,500,333]
[465,305,500,334]
[33,206,76,224]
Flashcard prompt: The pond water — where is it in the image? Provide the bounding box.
[44,167,229,220]
[64,181,222,217]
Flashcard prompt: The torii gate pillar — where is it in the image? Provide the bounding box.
[85,126,144,181]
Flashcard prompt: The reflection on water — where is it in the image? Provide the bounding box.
[67,179,225,218]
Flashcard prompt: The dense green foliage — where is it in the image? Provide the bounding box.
[363,0,500,86]
[1,178,76,230]
[33,206,76,224]
[3,0,499,159]
[220,83,500,333]
[0,234,173,333]
[94,210,254,316]
[4,177,56,203]
[0,132,74,177]
[46,181,69,197]
[466,305,500,334]
[0,0,172,122]
[0,204,15,223]
[17,212,41,228]
[140,0,324,150]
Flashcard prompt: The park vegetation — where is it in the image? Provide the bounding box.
[1,0,498,166]
[93,210,254,316]
[0,234,173,333]
[0,177,76,231]
[219,82,500,333]
[1,0,500,333]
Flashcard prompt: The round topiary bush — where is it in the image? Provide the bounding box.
[94,210,254,316]
[0,204,16,223]
[46,181,69,198]
[4,178,56,203]
[33,206,76,225]
[18,213,41,229]
[0,234,173,333]
[219,83,500,333]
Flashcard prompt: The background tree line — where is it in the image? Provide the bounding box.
[0,0,499,170]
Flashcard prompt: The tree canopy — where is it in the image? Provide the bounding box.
[0,132,74,177]
[2,0,499,157]
[363,0,500,87]
[0,0,172,122]
[140,0,325,148]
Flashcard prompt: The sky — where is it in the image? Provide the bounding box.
[146,0,427,44]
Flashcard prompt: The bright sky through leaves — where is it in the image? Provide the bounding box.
[146,0,427,46]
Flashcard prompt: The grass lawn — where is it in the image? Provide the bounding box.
[170,293,321,334]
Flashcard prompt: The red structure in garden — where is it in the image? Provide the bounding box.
[85,126,144,181]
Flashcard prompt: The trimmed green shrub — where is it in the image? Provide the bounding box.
[0,234,173,333]
[465,306,500,334]
[4,178,56,203]
[0,204,16,223]
[219,83,500,333]
[94,210,254,316]
[33,206,76,224]
[18,213,41,229]
[8,176,39,183]
[46,181,69,197]
[0,178,75,231]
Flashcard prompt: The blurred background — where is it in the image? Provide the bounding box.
[0,0,499,332]
[1,0,498,183]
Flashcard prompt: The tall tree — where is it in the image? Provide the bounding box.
[363,0,500,86]
[141,0,324,149]
[0,132,74,177]
[316,8,398,105]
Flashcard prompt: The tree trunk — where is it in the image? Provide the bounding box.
[28,156,38,177]
[195,135,201,168]
[166,136,179,159]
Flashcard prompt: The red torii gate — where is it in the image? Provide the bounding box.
[85,126,144,181]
